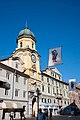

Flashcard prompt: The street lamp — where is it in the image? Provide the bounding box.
[36,88,41,120]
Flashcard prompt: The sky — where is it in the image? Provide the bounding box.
[0,0,80,83]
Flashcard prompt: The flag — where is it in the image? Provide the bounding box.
[48,47,62,66]
[69,79,76,91]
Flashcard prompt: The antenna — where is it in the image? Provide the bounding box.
[25,20,28,28]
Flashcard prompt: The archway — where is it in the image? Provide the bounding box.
[32,97,36,117]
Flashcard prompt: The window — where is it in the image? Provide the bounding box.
[64,91,65,96]
[65,101,66,104]
[16,74,19,82]
[60,89,62,94]
[6,71,10,80]
[24,78,26,85]
[52,80,54,84]
[55,74,56,78]
[53,87,54,94]
[42,98,44,102]
[59,82,61,87]
[51,72,53,76]
[20,42,22,47]
[56,81,57,85]
[23,91,26,98]
[15,89,19,96]
[53,73,54,76]
[5,89,8,95]
[59,76,61,80]
[47,78,49,82]
[45,98,46,103]
[26,42,29,48]
[41,76,44,81]
[66,91,68,97]
[57,89,58,95]
[50,99,51,103]
[48,86,50,93]
[62,84,64,88]
[42,84,44,92]
[48,99,49,103]
[15,62,19,68]
[32,43,34,49]
[48,99,51,103]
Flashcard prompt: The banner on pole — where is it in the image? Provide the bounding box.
[48,47,62,66]
[69,79,76,91]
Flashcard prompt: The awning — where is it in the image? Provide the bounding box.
[12,102,22,108]
[12,103,17,108]
[53,106,58,110]
[16,103,22,108]
[3,102,13,108]
[39,105,45,109]
[49,106,53,109]
[0,102,22,109]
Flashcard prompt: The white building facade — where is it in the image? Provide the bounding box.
[0,62,30,119]
[40,68,70,115]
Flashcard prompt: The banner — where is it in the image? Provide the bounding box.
[69,79,76,91]
[48,47,62,66]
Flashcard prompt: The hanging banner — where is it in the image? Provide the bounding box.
[69,79,76,91]
[48,47,62,66]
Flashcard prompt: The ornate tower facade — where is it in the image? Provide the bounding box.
[12,27,41,90]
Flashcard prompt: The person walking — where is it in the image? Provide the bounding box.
[50,110,52,120]
[44,110,48,120]
[38,108,46,120]
[10,108,14,120]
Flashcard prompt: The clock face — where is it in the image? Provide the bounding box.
[31,54,36,63]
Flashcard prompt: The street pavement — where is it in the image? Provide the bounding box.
[15,115,80,120]
[51,115,80,120]
[25,115,80,120]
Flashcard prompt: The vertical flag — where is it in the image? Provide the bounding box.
[48,47,62,66]
[69,79,76,91]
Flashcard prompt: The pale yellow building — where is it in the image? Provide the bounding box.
[40,68,70,114]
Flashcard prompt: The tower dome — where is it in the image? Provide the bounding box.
[17,27,36,43]
[18,27,35,37]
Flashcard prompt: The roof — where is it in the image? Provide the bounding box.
[17,27,36,43]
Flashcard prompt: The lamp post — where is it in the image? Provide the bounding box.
[36,87,41,120]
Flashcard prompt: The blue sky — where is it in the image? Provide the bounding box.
[0,0,80,83]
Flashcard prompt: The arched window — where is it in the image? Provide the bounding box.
[20,42,22,47]
[32,43,34,49]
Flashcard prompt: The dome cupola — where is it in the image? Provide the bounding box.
[17,27,36,43]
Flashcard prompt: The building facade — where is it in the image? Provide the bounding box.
[40,68,70,114]
[0,62,29,119]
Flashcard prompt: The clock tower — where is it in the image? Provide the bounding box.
[13,27,41,90]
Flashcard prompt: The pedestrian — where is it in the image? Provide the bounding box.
[22,106,26,119]
[38,108,46,120]
[50,110,52,120]
[44,109,48,120]
[10,108,14,120]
